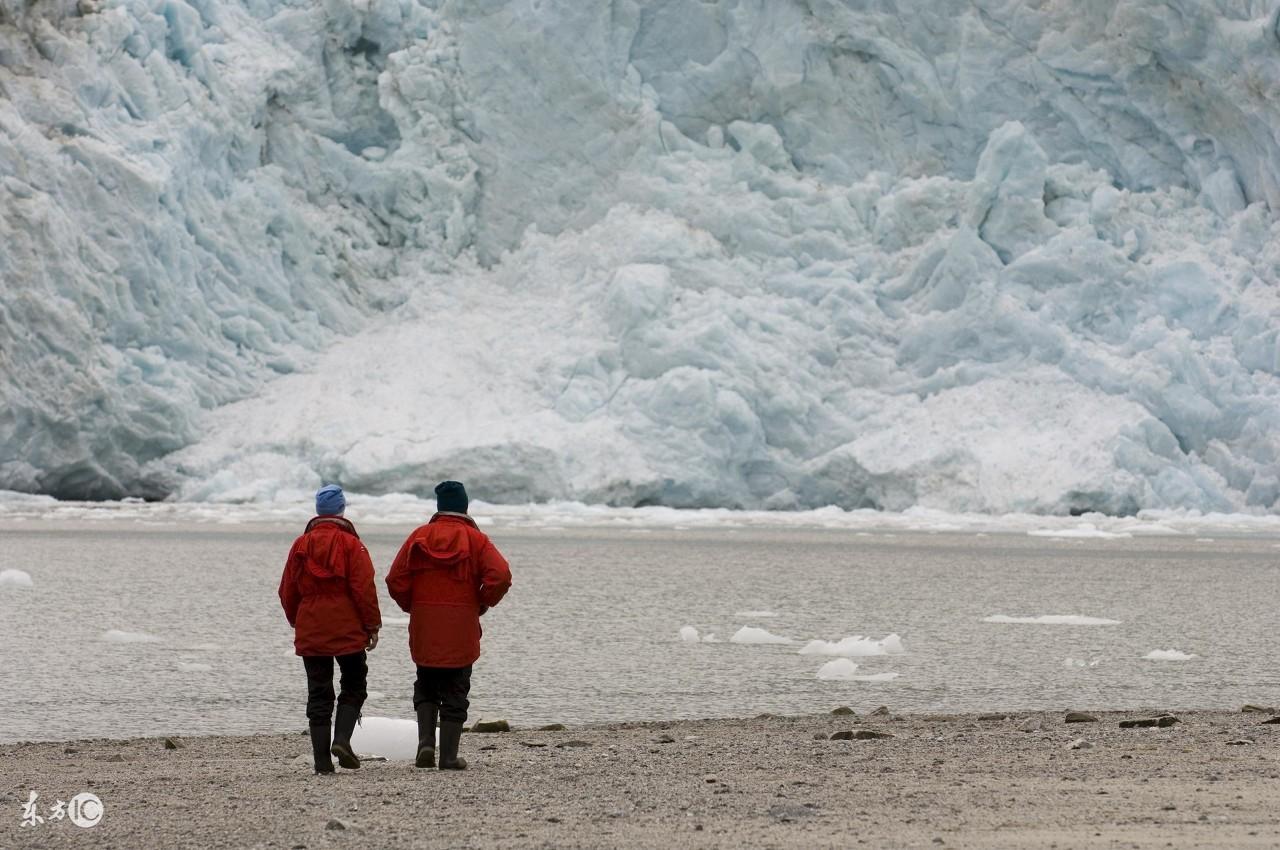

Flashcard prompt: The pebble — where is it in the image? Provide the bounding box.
[1260,717,1280,725]
[537,723,567,731]
[977,713,1007,721]
[1019,718,1045,732]
[470,719,511,733]
[520,742,547,748]
[853,730,893,740]
[1068,739,1093,750]
[1118,715,1179,729]
[163,737,183,750]
[831,706,856,716]
[870,706,891,717]
[1240,705,1277,714]
[1064,712,1098,723]
[829,730,855,741]
[555,740,592,749]
[325,818,347,831]
[1225,739,1254,746]
[655,735,676,744]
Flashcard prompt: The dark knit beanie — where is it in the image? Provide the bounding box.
[435,480,469,514]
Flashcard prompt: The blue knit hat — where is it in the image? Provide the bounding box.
[435,480,468,514]
[315,484,346,516]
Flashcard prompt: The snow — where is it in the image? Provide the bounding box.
[799,634,905,657]
[0,569,33,587]
[100,629,161,643]
[1144,649,1198,661]
[983,615,1121,626]
[1,2,1279,515]
[814,659,901,682]
[729,627,795,646]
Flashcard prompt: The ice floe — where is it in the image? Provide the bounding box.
[799,634,905,657]
[984,615,1120,626]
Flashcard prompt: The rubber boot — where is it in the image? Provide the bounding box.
[310,724,335,774]
[331,704,361,770]
[415,704,438,769]
[438,720,467,771]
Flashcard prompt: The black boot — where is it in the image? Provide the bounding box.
[438,720,467,771]
[416,704,438,769]
[310,724,335,774]
[331,704,361,769]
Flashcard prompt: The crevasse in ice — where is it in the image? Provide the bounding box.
[1,0,1278,513]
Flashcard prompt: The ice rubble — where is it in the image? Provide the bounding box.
[2,1,1280,514]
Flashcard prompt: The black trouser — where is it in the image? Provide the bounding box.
[413,665,472,724]
[303,652,368,726]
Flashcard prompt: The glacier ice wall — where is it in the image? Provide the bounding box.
[2,0,1280,513]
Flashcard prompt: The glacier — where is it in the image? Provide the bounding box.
[2,0,1279,513]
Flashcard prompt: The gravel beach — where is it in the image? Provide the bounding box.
[3,709,1278,849]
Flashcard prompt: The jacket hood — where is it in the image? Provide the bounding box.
[297,516,359,579]
[407,514,476,573]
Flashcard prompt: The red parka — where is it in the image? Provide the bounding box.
[279,516,382,657]
[385,513,512,668]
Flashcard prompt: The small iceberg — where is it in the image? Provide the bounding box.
[729,626,795,645]
[799,634,904,657]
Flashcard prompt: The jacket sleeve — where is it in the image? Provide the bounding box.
[385,536,416,613]
[279,541,301,627]
[348,542,382,633]
[477,538,512,608]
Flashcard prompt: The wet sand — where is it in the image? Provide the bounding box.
[3,709,1278,849]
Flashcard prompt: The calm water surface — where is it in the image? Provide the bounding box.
[1,522,1277,742]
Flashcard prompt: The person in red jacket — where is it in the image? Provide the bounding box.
[386,480,511,770]
[279,484,382,774]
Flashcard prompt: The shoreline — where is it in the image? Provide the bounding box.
[4,708,1277,848]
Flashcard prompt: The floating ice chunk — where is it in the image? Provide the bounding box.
[854,672,901,683]
[1063,657,1103,668]
[176,662,213,672]
[729,626,796,645]
[0,569,32,587]
[733,611,778,618]
[799,634,905,657]
[701,633,719,643]
[347,716,421,760]
[815,660,901,682]
[679,625,701,643]
[816,658,859,680]
[1143,649,1197,661]
[984,615,1120,626]
[101,629,161,643]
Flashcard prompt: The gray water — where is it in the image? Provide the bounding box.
[1,522,1278,743]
